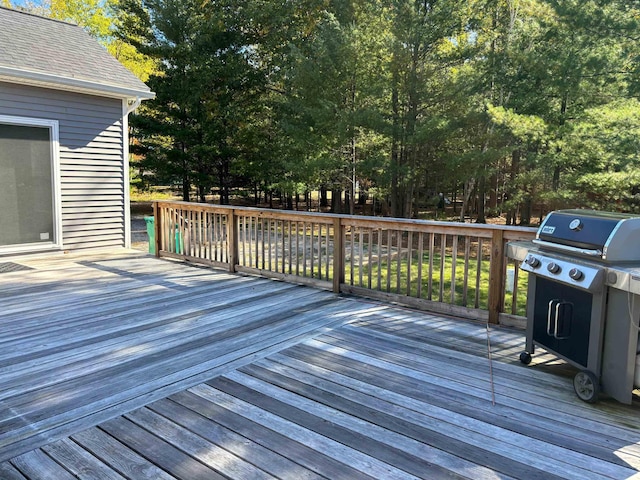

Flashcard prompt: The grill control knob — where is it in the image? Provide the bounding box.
[525,255,540,268]
[547,262,561,274]
[569,268,584,281]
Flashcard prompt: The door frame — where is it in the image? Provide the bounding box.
[0,114,62,254]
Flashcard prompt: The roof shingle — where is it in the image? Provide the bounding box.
[0,6,152,98]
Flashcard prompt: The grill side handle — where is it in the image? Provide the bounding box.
[531,239,602,258]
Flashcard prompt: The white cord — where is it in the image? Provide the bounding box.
[486,323,496,406]
[627,274,640,331]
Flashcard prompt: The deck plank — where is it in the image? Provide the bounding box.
[0,462,28,480]
[190,384,419,480]
[70,428,176,480]
[9,449,76,480]
[41,438,126,480]
[124,408,274,479]
[147,398,325,480]
[169,390,375,480]
[99,417,225,480]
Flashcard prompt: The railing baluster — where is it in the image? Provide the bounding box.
[267,218,272,271]
[367,228,373,290]
[513,260,521,315]
[358,227,364,287]
[407,231,413,296]
[287,220,292,275]
[439,234,446,302]
[242,216,247,267]
[395,230,401,294]
[417,232,424,299]
[376,229,382,291]
[463,236,471,307]
[309,222,315,278]
[303,222,308,277]
[475,238,483,309]
[428,232,434,300]
[260,218,265,270]
[281,220,285,273]
[451,234,458,304]
[386,229,392,293]
[325,224,330,280]
[197,210,202,258]
[295,221,300,276]
[318,223,322,280]
[349,226,355,285]
[253,216,257,268]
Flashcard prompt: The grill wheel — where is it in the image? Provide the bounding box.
[519,351,532,365]
[573,370,600,403]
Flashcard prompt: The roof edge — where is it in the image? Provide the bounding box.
[0,6,78,27]
[0,66,155,100]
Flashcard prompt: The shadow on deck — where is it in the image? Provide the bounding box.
[0,250,638,479]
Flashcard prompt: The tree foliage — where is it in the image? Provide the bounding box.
[18,0,638,219]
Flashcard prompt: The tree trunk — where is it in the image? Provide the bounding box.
[520,197,532,226]
[182,175,190,202]
[319,186,328,208]
[452,186,457,214]
[476,175,486,223]
[390,63,402,218]
[488,173,498,211]
[461,178,476,222]
[331,189,342,213]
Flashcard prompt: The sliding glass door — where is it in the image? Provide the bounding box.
[0,118,58,250]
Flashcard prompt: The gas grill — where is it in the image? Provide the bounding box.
[508,209,640,404]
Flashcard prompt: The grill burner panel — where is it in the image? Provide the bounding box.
[521,253,605,292]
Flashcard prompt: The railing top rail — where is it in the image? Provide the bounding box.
[155,200,538,236]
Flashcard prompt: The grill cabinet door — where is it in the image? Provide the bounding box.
[532,277,593,367]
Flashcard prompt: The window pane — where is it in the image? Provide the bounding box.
[0,124,54,246]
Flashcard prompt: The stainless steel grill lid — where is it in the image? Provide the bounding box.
[533,209,640,262]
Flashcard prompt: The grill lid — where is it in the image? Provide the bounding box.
[534,209,640,262]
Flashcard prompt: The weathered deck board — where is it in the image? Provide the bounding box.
[0,251,373,462]
[1,250,639,479]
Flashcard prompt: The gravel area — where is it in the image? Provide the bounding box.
[131,214,151,252]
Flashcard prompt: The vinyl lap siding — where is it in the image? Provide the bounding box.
[0,83,126,250]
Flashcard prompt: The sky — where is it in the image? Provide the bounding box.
[8,1,48,10]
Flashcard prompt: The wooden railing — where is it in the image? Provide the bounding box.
[153,201,536,327]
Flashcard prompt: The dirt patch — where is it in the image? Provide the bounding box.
[131,202,154,215]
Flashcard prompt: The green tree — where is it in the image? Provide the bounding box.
[117,0,267,203]
[386,0,467,218]
[559,99,640,211]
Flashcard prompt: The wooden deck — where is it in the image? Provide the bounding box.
[0,250,639,479]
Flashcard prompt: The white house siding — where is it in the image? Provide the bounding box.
[0,82,126,250]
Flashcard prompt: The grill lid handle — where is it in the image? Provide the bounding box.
[532,239,602,258]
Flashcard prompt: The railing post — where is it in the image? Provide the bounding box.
[488,229,505,324]
[153,201,161,258]
[228,208,239,273]
[333,217,344,293]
